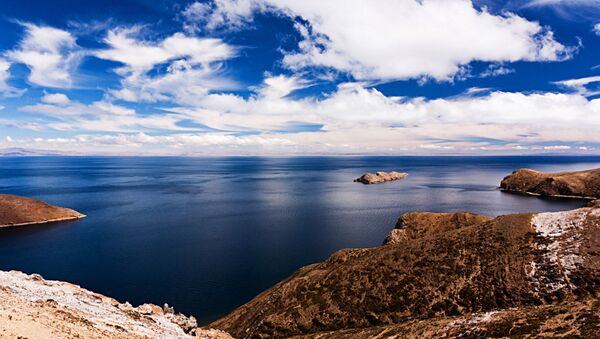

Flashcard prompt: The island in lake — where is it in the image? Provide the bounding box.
[355,171,408,184]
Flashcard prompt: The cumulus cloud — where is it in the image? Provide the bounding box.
[595,22,600,35]
[6,23,82,88]
[6,65,600,154]
[152,78,600,153]
[41,92,70,105]
[187,0,574,81]
[94,27,237,104]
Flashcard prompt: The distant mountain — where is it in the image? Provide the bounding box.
[0,148,79,156]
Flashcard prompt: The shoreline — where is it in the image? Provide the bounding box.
[499,188,597,200]
[0,214,86,228]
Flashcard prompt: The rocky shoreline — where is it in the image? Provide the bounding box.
[0,194,85,228]
[0,270,232,338]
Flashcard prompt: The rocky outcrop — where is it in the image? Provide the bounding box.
[383,211,492,245]
[500,168,600,199]
[0,270,232,339]
[354,171,408,184]
[0,194,85,227]
[211,205,600,338]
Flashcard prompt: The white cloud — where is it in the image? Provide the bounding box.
[543,145,572,150]
[0,58,25,97]
[95,27,234,72]
[5,132,296,155]
[41,92,70,105]
[7,68,600,154]
[480,63,515,78]
[6,23,81,88]
[554,75,600,96]
[183,0,262,31]
[594,22,600,36]
[190,0,573,81]
[520,0,600,20]
[94,27,237,104]
[255,74,309,99]
[525,0,600,6]
[19,99,189,133]
[0,59,11,90]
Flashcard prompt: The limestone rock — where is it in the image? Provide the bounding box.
[0,271,231,338]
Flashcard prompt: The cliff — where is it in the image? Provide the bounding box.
[500,168,600,199]
[0,270,232,339]
[0,194,85,227]
[354,171,408,184]
[211,205,600,338]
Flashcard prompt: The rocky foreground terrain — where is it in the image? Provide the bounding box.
[0,270,232,339]
[0,194,85,227]
[354,171,408,184]
[500,168,600,199]
[211,202,600,338]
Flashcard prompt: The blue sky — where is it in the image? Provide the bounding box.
[1,0,600,155]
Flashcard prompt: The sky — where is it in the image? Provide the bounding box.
[1,0,600,155]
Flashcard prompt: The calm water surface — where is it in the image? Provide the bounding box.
[0,156,599,323]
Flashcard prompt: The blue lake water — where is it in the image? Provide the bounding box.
[0,156,599,324]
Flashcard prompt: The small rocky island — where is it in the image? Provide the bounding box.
[355,171,408,184]
[211,202,600,338]
[500,168,600,199]
[0,194,85,228]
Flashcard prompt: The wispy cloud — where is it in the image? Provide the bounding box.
[6,23,83,88]
[0,58,25,97]
[93,26,237,105]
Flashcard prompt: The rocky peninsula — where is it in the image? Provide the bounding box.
[211,203,600,338]
[500,168,600,199]
[0,194,85,228]
[0,270,232,339]
[355,171,408,184]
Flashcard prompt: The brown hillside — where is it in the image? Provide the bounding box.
[500,168,600,198]
[211,206,600,338]
[0,194,85,227]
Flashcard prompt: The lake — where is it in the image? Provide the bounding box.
[0,156,598,324]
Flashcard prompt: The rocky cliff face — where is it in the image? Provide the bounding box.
[0,194,85,227]
[354,171,408,184]
[0,270,232,339]
[500,168,600,199]
[211,205,600,338]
